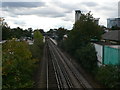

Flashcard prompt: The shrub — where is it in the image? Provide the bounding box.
[75,43,98,72]
[2,39,37,88]
[30,30,44,59]
[95,65,120,88]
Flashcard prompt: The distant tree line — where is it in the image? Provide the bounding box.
[46,27,70,42]
[2,25,33,40]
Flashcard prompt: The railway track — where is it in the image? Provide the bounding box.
[44,37,93,89]
[45,40,59,88]
[50,40,92,88]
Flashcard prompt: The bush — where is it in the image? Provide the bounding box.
[30,30,44,59]
[95,65,120,88]
[75,43,98,72]
[2,39,37,88]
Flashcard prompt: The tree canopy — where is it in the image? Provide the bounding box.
[2,25,33,40]
[2,40,37,88]
[63,12,103,71]
[30,30,44,59]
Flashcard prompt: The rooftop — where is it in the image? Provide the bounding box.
[102,30,120,41]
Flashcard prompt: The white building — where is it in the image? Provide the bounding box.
[107,18,120,28]
[75,10,81,22]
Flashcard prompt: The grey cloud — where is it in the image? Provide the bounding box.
[2,6,66,18]
[98,6,116,11]
[2,1,91,19]
[2,1,68,18]
[81,2,98,7]
[2,2,46,8]
[2,1,116,23]
[93,4,117,17]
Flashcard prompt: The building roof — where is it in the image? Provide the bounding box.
[75,10,81,13]
[102,30,120,41]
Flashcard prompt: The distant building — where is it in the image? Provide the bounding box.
[107,18,120,28]
[118,1,120,18]
[75,10,81,22]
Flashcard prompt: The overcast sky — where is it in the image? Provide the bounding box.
[1,0,119,31]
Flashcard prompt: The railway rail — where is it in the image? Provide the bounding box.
[44,37,93,89]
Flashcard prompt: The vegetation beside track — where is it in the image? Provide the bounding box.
[61,12,103,73]
[95,65,120,88]
[58,12,120,88]
[2,30,44,88]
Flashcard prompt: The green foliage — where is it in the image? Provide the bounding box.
[2,26,33,40]
[75,43,98,72]
[30,30,44,59]
[95,65,120,88]
[2,26,11,40]
[63,12,102,71]
[56,27,67,42]
[34,30,43,42]
[73,13,103,40]
[11,27,24,39]
[2,40,37,88]
[64,29,87,55]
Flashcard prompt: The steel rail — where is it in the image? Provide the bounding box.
[48,44,63,89]
[48,41,74,88]
[49,40,82,88]
[48,39,78,88]
[49,38,93,89]
[45,39,60,89]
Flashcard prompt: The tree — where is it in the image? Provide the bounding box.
[2,39,36,88]
[34,30,43,46]
[31,30,44,59]
[63,12,103,71]
[56,27,67,42]
[46,29,55,37]
[27,28,33,37]
[11,27,24,39]
[38,29,45,35]
[2,26,11,40]
[95,65,120,88]
[2,24,33,40]
[73,13,102,40]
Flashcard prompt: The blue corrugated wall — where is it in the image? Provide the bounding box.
[103,46,120,65]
